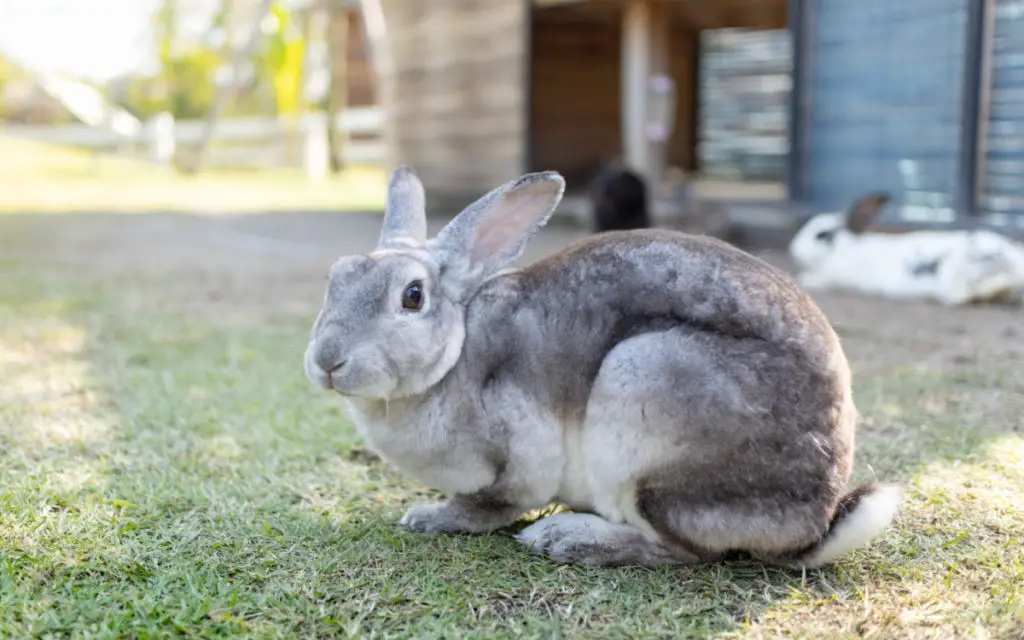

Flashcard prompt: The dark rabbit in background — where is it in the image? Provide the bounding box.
[587,162,733,240]
[304,166,901,568]
[586,162,651,232]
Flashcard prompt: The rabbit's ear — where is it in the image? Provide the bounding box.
[429,171,565,296]
[844,192,890,234]
[378,165,427,249]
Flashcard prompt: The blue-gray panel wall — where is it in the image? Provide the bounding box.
[981,0,1024,229]
[804,0,968,222]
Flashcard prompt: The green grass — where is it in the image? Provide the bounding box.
[1,244,1023,637]
[0,135,387,214]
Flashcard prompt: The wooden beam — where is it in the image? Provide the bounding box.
[621,0,650,176]
[533,0,593,7]
[621,0,670,189]
[647,1,671,189]
[325,5,351,172]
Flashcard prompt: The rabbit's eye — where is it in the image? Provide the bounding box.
[815,229,837,243]
[401,281,424,311]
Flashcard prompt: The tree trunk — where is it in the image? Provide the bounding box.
[183,0,273,174]
[325,6,349,173]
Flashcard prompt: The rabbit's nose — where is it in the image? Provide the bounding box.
[315,346,346,374]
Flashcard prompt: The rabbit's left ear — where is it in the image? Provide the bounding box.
[428,171,565,298]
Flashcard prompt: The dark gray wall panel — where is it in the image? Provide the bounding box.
[804,0,968,222]
[981,0,1024,230]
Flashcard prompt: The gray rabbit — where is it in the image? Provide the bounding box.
[304,166,900,568]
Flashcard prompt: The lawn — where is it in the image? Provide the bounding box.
[0,135,387,214]
[1,208,1023,638]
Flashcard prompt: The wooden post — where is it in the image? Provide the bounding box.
[622,0,650,177]
[621,0,670,196]
[647,1,671,194]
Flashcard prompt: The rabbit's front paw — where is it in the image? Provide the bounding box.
[398,498,523,534]
[398,503,456,533]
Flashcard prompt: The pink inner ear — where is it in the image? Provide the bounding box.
[470,190,551,264]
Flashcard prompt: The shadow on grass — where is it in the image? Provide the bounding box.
[1,213,1022,637]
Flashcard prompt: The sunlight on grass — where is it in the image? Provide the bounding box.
[0,299,135,595]
[0,135,387,214]
[748,402,1024,637]
[915,434,1024,514]
[0,318,110,451]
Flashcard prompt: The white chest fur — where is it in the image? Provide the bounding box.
[554,425,594,510]
[345,399,496,497]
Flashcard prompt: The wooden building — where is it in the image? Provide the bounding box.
[364,0,1024,236]
[363,0,783,210]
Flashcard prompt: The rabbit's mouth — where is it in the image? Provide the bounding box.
[327,361,398,400]
[304,339,402,399]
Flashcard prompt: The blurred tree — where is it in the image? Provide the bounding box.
[156,0,177,77]
[111,0,281,123]
[0,53,73,124]
[114,47,220,120]
[263,0,307,117]
[183,0,273,173]
[167,49,221,118]
[115,0,220,120]
[211,0,273,117]
[0,53,13,120]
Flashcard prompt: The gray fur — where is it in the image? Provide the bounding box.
[304,167,900,569]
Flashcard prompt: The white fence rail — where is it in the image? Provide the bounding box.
[0,107,385,175]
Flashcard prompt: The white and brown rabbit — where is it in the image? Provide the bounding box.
[789,193,1024,306]
[304,166,901,568]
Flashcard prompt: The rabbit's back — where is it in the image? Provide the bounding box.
[489,229,839,357]
[464,228,848,430]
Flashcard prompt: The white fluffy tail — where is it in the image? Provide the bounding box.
[789,483,902,569]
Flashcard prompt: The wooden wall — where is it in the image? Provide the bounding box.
[529,6,700,190]
[528,12,620,187]
[378,0,529,210]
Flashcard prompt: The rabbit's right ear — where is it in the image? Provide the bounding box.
[845,192,890,234]
[377,165,427,249]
